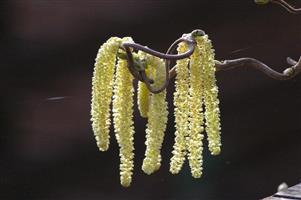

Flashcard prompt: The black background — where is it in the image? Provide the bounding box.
[0,0,300,199]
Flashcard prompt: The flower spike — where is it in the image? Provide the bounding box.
[197,35,222,155]
[187,39,205,178]
[170,41,191,174]
[137,81,150,118]
[91,37,122,151]
[112,38,135,187]
[137,52,152,118]
[142,53,169,175]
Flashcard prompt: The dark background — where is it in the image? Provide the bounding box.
[0,0,300,199]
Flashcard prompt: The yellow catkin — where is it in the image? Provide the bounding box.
[137,82,150,118]
[170,42,191,174]
[136,51,155,118]
[187,41,205,178]
[91,37,122,151]
[142,55,168,175]
[112,37,135,187]
[197,35,222,156]
[137,60,152,118]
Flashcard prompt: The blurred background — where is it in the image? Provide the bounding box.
[0,0,300,199]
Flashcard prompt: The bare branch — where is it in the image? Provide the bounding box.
[117,30,301,94]
[168,57,301,81]
[271,0,301,14]
[215,57,301,80]
[121,31,200,94]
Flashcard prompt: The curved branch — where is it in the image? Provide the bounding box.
[118,30,301,93]
[169,56,301,80]
[122,40,195,60]
[122,40,301,85]
[215,56,301,80]
[271,0,301,14]
[121,35,197,94]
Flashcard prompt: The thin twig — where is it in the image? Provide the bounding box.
[215,57,301,80]
[119,29,301,93]
[169,57,301,80]
[121,35,196,94]
[271,0,301,14]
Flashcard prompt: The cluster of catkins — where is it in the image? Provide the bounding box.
[91,34,221,187]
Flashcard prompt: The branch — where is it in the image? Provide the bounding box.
[121,30,202,94]
[255,0,301,14]
[168,57,301,80]
[118,30,301,93]
[215,57,301,80]
[271,0,301,14]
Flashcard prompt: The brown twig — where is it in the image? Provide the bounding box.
[168,57,301,80]
[121,31,199,94]
[271,0,301,14]
[118,30,301,94]
[215,57,301,80]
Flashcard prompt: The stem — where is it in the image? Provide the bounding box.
[118,30,301,94]
[121,34,197,94]
[214,57,301,80]
[271,0,301,14]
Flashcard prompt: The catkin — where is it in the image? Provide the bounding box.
[112,37,136,187]
[142,54,168,175]
[197,36,222,156]
[170,42,191,174]
[188,41,205,178]
[91,37,122,151]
